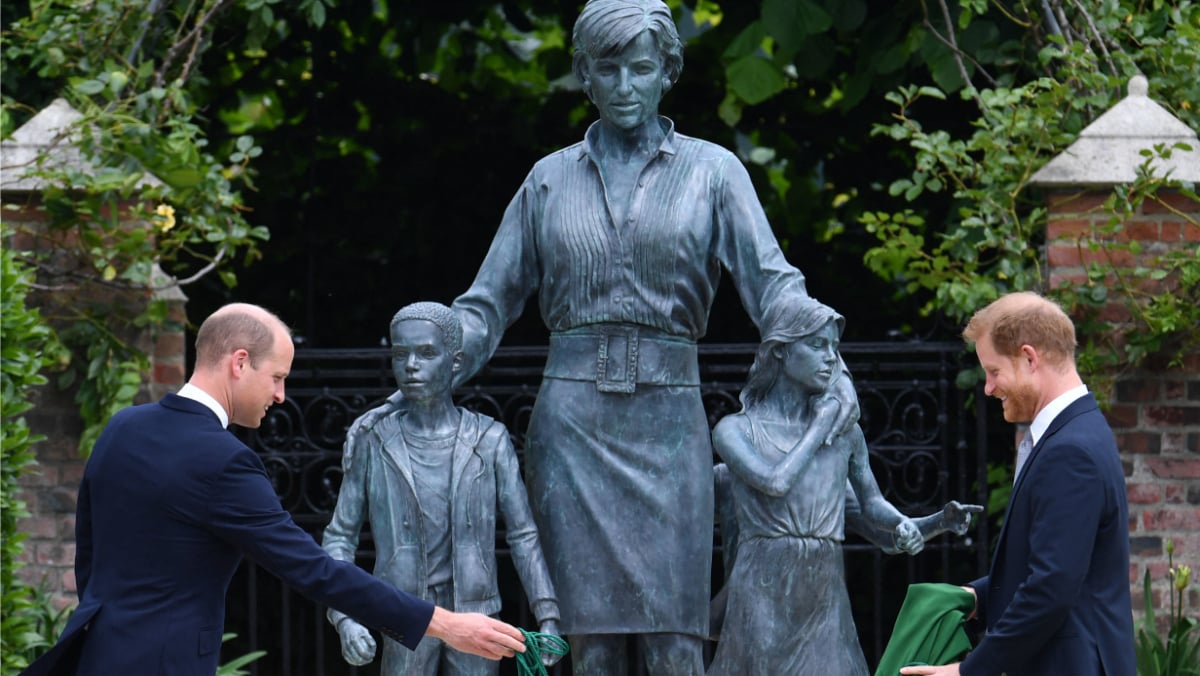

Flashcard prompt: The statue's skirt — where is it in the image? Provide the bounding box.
[524,372,713,637]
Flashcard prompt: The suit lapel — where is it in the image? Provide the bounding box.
[1010,394,1097,497]
[991,394,1099,558]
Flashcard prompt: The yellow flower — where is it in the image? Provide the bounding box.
[154,204,176,233]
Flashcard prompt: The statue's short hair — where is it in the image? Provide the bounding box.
[390,302,463,354]
[572,0,684,93]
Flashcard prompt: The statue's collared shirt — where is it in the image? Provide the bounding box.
[454,116,807,378]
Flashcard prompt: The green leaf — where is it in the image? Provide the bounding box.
[307,1,326,27]
[723,21,768,61]
[726,55,787,106]
[75,78,106,95]
[161,168,204,188]
[108,71,128,95]
[692,0,723,28]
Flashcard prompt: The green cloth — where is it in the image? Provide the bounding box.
[874,583,975,676]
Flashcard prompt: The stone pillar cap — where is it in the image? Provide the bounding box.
[1,98,163,191]
[1030,75,1200,187]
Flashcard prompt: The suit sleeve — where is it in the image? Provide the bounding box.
[960,442,1104,675]
[207,443,433,650]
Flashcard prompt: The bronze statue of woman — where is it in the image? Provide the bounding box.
[351,2,858,672]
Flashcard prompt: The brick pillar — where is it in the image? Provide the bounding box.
[1043,187,1200,623]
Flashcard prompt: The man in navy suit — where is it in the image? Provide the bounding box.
[23,303,528,676]
[902,291,1134,676]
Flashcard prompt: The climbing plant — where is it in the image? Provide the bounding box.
[2,0,331,454]
[0,236,69,673]
[858,1,1200,391]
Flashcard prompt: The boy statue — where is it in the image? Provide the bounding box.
[322,302,561,674]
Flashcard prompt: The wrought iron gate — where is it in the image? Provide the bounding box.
[223,341,993,675]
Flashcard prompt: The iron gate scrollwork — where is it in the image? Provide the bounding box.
[223,342,991,675]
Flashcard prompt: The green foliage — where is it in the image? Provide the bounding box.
[1,0,327,453]
[983,463,1013,521]
[54,317,151,454]
[1136,540,1200,676]
[1053,156,1200,382]
[859,1,1200,388]
[0,232,69,674]
[0,580,72,674]
[216,633,267,676]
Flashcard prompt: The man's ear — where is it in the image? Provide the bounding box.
[231,348,250,377]
[452,351,465,374]
[1019,344,1040,372]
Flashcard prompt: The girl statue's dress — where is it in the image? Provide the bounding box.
[707,294,923,676]
[707,413,874,675]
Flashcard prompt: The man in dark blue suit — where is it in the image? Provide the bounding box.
[23,303,528,676]
[902,291,1134,676]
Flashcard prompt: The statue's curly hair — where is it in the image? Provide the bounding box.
[390,301,463,354]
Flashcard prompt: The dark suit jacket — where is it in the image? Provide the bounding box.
[961,393,1135,676]
[23,394,434,676]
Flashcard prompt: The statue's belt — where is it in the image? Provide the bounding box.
[544,326,700,393]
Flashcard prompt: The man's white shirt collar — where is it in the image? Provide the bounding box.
[1029,384,1089,447]
[177,383,230,428]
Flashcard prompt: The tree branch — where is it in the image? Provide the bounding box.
[1068,0,1120,76]
[155,0,235,88]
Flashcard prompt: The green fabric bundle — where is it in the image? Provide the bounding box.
[874,582,976,676]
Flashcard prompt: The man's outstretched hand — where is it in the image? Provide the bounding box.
[425,607,527,661]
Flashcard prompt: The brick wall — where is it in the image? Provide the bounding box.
[7,197,188,611]
[1044,188,1200,624]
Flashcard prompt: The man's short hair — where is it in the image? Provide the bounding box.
[963,291,1077,365]
[194,304,288,369]
[391,302,463,354]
